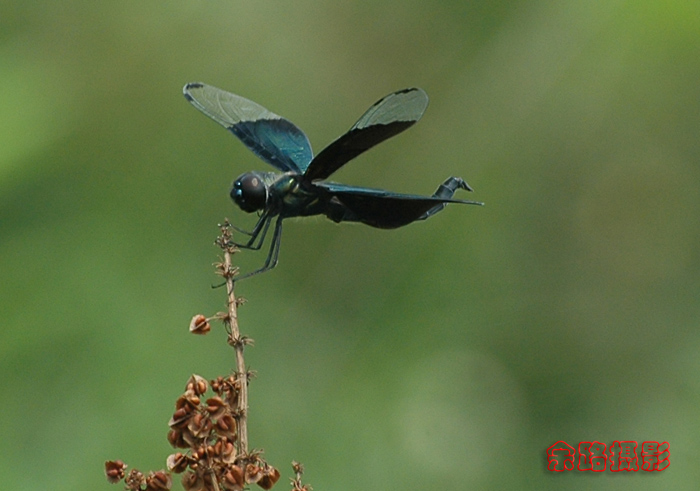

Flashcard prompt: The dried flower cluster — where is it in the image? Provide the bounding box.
[106,374,280,491]
[169,374,280,490]
[105,222,310,491]
[105,461,171,490]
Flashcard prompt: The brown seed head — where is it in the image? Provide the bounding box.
[189,315,211,335]
[181,471,204,491]
[215,413,237,439]
[166,452,190,474]
[104,460,127,484]
[206,396,226,419]
[221,465,245,491]
[145,470,172,490]
[186,374,209,396]
[257,466,281,490]
[212,437,237,464]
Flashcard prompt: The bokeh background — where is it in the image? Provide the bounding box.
[2,1,699,489]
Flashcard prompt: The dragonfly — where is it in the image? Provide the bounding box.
[183,82,482,279]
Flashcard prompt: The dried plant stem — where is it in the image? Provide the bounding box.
[106,221,290,491]
[209,471,222,491]
[217,221,249,457]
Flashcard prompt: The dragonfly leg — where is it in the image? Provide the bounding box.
[418,176,473,220]
[231,223,254,236]
[235,216,284,280]
[230,211,273,250]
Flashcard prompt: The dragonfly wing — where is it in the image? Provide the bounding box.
[184,82,313,173]
[317,181,473,229]
[303,88,429,181]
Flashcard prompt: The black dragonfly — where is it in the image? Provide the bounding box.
[183,82,482,279]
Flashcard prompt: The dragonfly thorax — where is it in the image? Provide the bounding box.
[230,172,268,213]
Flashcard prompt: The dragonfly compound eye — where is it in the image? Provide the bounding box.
[231,173,267,212]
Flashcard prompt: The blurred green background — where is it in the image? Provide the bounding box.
[2,1,699,489]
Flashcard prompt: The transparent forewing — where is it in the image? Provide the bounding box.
[184,82,313,173]
[353,87,429,128]
[303,88,429,181]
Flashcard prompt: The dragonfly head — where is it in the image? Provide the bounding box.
[231,172,268,213]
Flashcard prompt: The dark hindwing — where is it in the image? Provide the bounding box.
[317,182,468,229]
[303,88,429,181]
